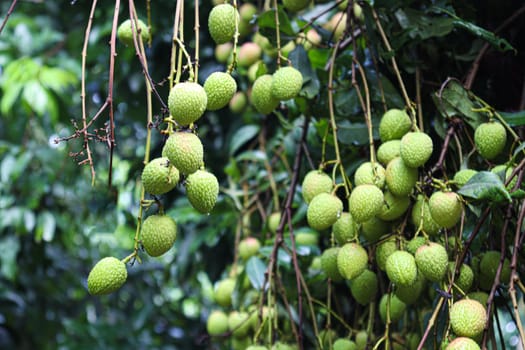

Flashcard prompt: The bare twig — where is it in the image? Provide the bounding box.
[464,4,525,90]
[0,0,19,35]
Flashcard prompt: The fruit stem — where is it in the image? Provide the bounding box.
[130,18,155,263]
[272,0,284,67]
[371,7,415,121]
[353,59,377,164]
[193,0,199,80]
[169,0,183,87]
[174,37,196,82]
[227,0,240,74]
[327,34,351,199]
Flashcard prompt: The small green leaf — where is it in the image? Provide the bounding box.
[337,120,374,146]
[458,171,511,203]
[288,45,319,99]
[22,80,48,116]
[246,256,267,290]
[500,110,525,127]
[0,236,20,281]
[433,80,479,127]
[510,189,525,200]
[35,211,56,243]
[257,7,295,40]
[229,125,260,155]
[432,7,515,52]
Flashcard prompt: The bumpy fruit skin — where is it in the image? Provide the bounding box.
[415,242,448,282]
[168,82,207,126]
[185,170,219,213]
[350,269,378,305]
[333,338,357,350]
[239,237,261,260]
[228,311,251,338]
[208,4,239,44]
[204,72,237,111]
[87,257,127,295]
[428,191,463,229]
[354,162,386,188]
[474,122,507,160]
[400,132,433,168]
[332,212,358,245]
[117,19,150,46]
[385,157,418,196]
[283,0,310,12]
[377,140,401,165]
[321,247,344,281]
[375,239,397,271]
[379,294,406,323]
[141,214,177,257]
[251,74,280,114]
[207,310,229,336]
[306,193,343,230]
[445,337,481,350]
[163,132,204,175]
[301,170,333,204]
[214,278,236,307]
[271,67,303,100]
[385,250,418,286]
[394,272,425,305]
[379,109,412,142]
[349,184,384,223]
[453,169,478,188]
[411,195,441,235]
[378,191,410,221]
[141,157,179,195]
[336,243,368,280]
[449,299,487,338]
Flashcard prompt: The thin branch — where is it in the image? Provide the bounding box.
[0,0,19,36]
[464,4,525,90]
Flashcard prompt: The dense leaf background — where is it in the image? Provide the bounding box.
[0,1,524,349]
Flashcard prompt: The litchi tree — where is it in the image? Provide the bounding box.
[0,0,524,349]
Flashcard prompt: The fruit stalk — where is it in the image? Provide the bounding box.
[371,7,413,120]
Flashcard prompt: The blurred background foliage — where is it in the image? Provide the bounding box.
[0,0,524,349]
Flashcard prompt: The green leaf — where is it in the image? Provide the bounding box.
[257,7,295,40]
[0,83,23,115]
[39,66,77,92]
[229,125,260,155]
[510,189,525,200]
[0,236,20,281]
[246,256,267,290]
[35,211,56,243]
[395,8,454,40]
[22,80,48,116]
[432,80,480,127]
[458,171,512,203]
[288,45,319,99]
[500,110,525,127]
[432,7,515,52]
[337,120,374,146]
